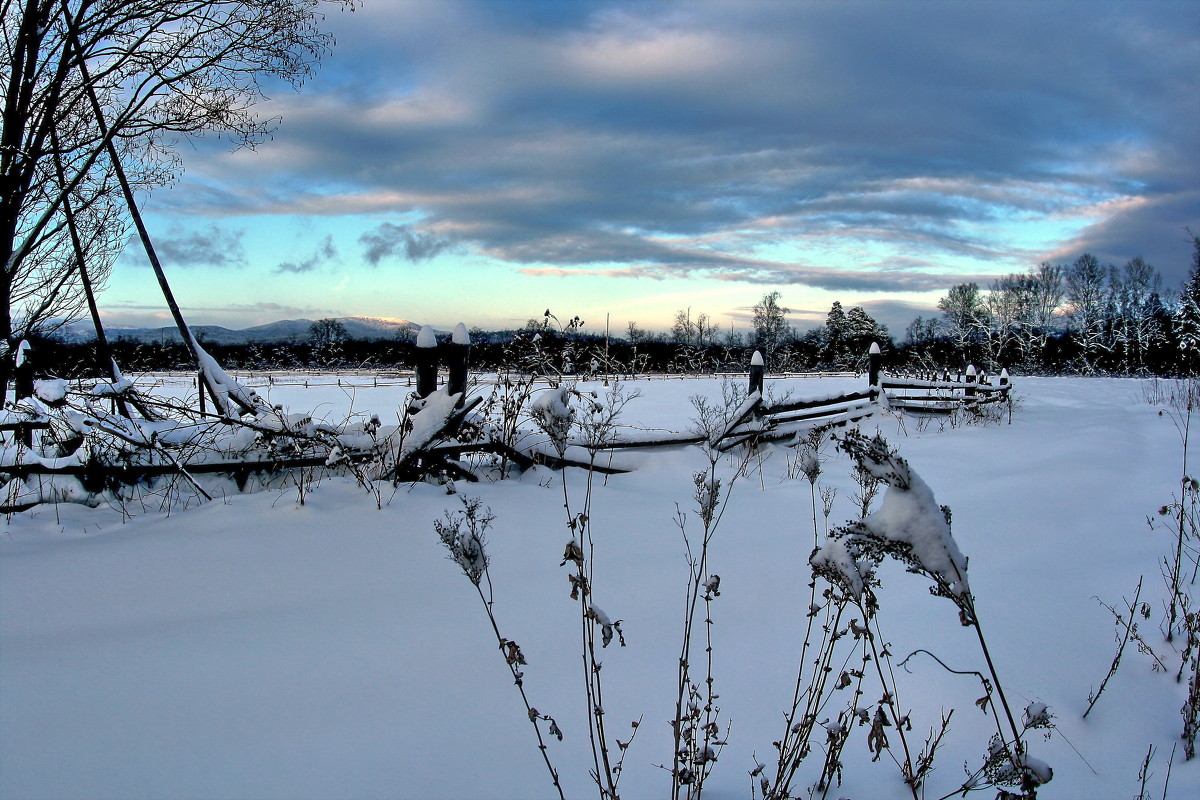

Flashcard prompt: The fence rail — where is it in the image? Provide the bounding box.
[578,344,1012,454]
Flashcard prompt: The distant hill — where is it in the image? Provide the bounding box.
[67,316,419,345]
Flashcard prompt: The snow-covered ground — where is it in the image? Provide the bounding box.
[1,375,1196,799]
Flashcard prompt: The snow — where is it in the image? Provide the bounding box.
[814,434,971,600]
[416,324,436,349]
[89,360,136,399]
[530,385,574,449]
[90,376,135,397]
[193,341,266,418]
[32,378,67,404]
[452,322,471,345]
[1,375,1198,799]
[395,387,460,464]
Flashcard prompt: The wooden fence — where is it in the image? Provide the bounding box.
[0,337,1011,509]
[593,344,1012,456]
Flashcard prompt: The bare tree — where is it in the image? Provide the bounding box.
[671,307,696,346]
[1064,253,1111,370]
[752,290,789,362]
[1111,256,1164,373]
[1,0,352,396]
[308,317,348,346]
[1028,261,1065,355]
[937,282,989,360]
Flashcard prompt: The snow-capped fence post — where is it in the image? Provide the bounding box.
[415,325,438,399]
[447,323,470,400]
[13,341,34,445]
[964,365,977,401]
[749,350,765,395]
[999,368,1013,423]
[867,341,881,389]
[13,341,33,402]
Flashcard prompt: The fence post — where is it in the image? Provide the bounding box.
[965,364,977,401]
[13,340,33,402]
[447,322,470,400]
[999,368,1012,423]
[13,341,34,445]
[415,325,438,398]
[749,350,764,395]
[867,341,881,387]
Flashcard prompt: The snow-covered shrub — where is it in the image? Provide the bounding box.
[531,386,575,456]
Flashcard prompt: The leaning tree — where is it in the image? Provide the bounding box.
[0,0,353,399]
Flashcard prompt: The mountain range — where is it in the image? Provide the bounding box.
[66,316,420,345]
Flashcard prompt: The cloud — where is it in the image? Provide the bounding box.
[518,252,992,295]
[275,235,339,274]
[134,224,246,268]
[359,222,453,265]
[154,0,1198,297]
[1041,190,1200,288]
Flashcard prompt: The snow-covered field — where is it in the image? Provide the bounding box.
[1,375,1196,800]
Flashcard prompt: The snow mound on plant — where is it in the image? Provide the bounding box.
[812,432,969,600]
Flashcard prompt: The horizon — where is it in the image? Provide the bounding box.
[98,0,1199,337]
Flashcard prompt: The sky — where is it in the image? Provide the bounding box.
[103,0,1200,337]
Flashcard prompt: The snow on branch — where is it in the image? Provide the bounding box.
[811,430,971,606]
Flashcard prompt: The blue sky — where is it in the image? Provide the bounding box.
[105,0,1200,336]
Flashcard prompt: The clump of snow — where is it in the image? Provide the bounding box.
[811,430,969,602]
[90,377,134,398]
[531,386,574,451]
[416,325,437,349]
[586,603,623,648]
[434,498,490,586]
[984,735,1053,790]
[811,537,870,598]
[193,340,266,418]
[1023,701,1052,729]
[32,379,67,405]
[392,388,461,470]
[90,361,134,399]
[452,323,470,346]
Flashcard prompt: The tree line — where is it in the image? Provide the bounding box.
[24,232,1200,380]
[907,235,1199,375]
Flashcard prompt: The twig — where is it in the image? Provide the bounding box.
[1084,577,1144,719]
